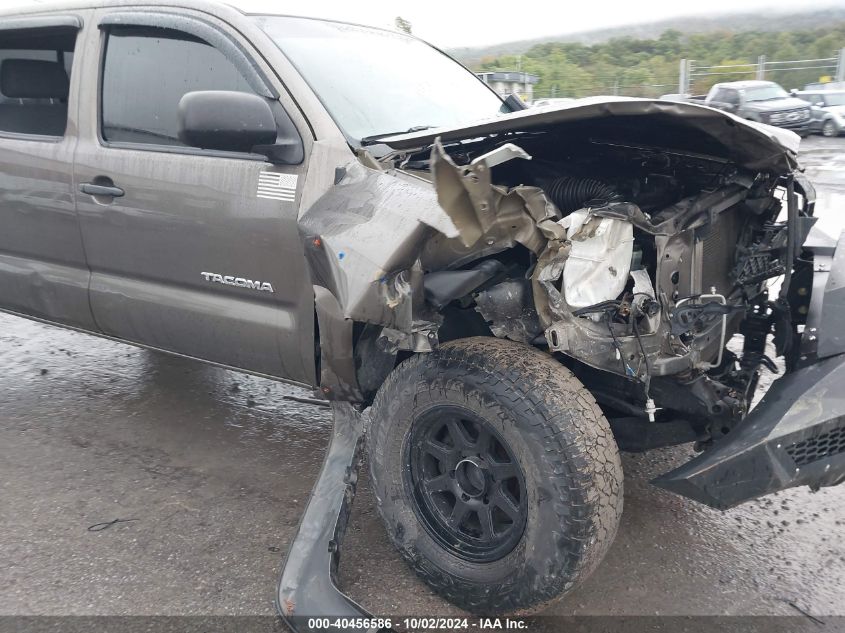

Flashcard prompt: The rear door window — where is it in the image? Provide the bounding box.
[0,27,77,137]
[100,27,254,147]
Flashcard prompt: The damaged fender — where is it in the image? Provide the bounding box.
[299,160,457,332]
[298,160,459,398]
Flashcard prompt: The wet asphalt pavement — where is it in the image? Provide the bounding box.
[1,136,845,622]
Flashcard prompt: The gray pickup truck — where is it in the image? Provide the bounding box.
[2,1,845,628]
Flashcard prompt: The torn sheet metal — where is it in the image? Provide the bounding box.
[430,139,563,252]
[299,161,456,331]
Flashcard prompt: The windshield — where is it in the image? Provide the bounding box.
[256,16,508,142]
[824,93,845,107]
[744,85,789,102]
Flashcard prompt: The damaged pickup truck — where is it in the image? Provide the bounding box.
[2,1,844,626]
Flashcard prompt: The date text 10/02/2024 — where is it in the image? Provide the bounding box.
[306,618,529,630]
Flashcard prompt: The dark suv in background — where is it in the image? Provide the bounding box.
[703,80,811,135]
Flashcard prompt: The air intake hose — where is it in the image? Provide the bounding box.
[544,176,621,214]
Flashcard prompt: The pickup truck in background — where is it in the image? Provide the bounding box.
[663,80,812,135]
[2,1,845,630]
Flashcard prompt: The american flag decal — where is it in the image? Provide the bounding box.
[256,172,298,202]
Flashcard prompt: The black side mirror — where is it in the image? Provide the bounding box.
[504,93,529,112]
[178,90,302,164]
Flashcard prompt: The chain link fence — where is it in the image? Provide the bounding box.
[527,49,845,101]
[532,78,679,100]
[679,49,845,96]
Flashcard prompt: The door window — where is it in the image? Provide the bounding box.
[101,27,255,147]
[711,87,738,106]
[0,27,77,136]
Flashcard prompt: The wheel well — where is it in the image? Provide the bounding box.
[352,312,495,405]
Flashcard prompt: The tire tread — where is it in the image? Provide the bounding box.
[368,337,623,614]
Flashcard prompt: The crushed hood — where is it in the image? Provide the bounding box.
[376,97,800,173]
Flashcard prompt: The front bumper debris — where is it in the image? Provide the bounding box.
[654,230,845,508]
[653,353,845,508]
[277,403,388,632]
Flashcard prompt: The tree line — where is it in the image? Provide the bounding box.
[472,25,845,99]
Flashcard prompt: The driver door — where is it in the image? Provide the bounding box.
[72,9,315,383]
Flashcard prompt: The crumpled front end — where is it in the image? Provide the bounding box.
[298,98,844,506]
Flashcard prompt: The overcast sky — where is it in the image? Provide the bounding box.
[5,0,843,48]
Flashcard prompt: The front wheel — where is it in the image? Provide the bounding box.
[367,337,623,614]
[823,120,839,137]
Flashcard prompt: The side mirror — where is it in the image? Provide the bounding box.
[816,101,826,108]
[504,93,529,112]
[178,90,297,161]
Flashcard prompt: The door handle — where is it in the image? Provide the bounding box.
[79,182,125,198]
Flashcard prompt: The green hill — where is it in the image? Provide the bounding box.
[452,10,845,100]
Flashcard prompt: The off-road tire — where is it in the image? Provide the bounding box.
[823,120,838,138]
[367,337,623,614]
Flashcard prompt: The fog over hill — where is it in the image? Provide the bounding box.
[449,7,845,66]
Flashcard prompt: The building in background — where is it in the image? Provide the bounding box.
[476,70,539,102]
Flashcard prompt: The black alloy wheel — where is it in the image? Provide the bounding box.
[406,406,527,563]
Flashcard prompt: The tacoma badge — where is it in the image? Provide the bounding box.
[201,272,274,293]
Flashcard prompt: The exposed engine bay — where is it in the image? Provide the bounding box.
[299,99,818,453]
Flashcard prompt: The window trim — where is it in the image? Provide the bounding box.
[95,17,278,161]
[98,12,276,99]
[0,130,66,144]
[0,15,82,33]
